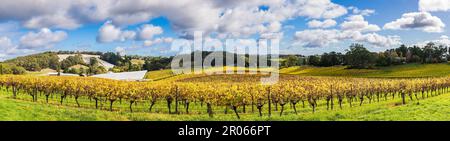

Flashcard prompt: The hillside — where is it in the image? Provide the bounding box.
[144,63,450,82]
[57,54,115,70]
[1,88,450,121]
[280,63,450,78]
[3,52,59,71]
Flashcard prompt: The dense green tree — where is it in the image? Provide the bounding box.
[60,54,85,69]
[284,55,300,67]
[0,63,26,75]
[319,52,343,67]
[4,52,59,71]
[100,52,123,65]
[345,44,377,69]
[307,55,321,66]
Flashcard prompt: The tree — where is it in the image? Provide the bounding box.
[100,52,123,65]
[395,45,408,57]
[0,64,4,75]
[61,54,85,69]
[307,55,321,66]
[143,57,171,71]
[284,55,300,67]
[319,52,343,67]
[0,63,26,75]
[4,52,60,71]
[345,44,377,69]
[11,66,26,74]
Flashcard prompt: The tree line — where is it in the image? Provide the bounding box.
[282,43,450,69]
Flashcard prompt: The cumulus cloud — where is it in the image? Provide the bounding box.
[307,19,337,28]
[419,0,450,12]
[0,36,18,57]
[294,29,401,48]
[415,35,450,47]
[260,32,284,39]
[294,29,341,47]
[340,15,380,32]
[356,33,401,47]
[383,12,445,33]
[0,36,40,61]
[120,30,137,41]
[115,46,126,55]
[0,0,349,39]
[97,21,122,43]
[138,24,163,40]
[96,21,169,45]
[19,28,67,49]
[296,0,348,19]
[96,21,137,43]
[143,37,173,46]
[23,12,81,29]
[348,6,375,16]
[0,0,108,30]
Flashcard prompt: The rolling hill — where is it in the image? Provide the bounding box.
[57,54,115,70]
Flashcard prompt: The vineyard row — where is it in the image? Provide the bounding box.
[1,75,449,119]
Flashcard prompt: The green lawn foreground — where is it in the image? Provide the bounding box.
[1,89,450,121]
[280,63,450,78]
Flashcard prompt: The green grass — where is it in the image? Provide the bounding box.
[148,63,450,82]
[5,63,450,121]
[2,87,450,121]
[145,69,178,80]
[280,63,450,78]
[145,67,277,81]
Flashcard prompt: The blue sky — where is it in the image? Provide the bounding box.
[1,0,450,60]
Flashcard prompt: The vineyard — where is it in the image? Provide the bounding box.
[1,74,449,119]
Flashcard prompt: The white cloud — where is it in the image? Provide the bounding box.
[307,19,337,28]
[356,33,401,47]
[294,29,401,48]
[119,30,137,41]
[115,46,126,55]
[0,21,20,36]
[419,0,450,12]
[294,29,341,47]
[0,36,40,61]
[260,32,284,39]
[97,21,170,46]
[341,15,380,32]
[383,12,445,33]
[96,21,137,43]
[296,0,348,19]
[138,24,163,40]
[0,36,18,57]
[0,0,349,39]
[97,21,122,43]
[23,12,81,29]
[415,35,450,46]
[19,28,67,49]
[143,37,173,46]
[348,6,375,16]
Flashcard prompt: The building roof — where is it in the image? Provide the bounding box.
[91,71,148,81]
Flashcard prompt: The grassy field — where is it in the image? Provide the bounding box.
[145,63,450,82]
[1,87,450,121]
[3,63,450,121]
[145,66,277,81]
[145,69,178,80]
[280,63,450,78]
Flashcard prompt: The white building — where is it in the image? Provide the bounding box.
[91,71,148,81]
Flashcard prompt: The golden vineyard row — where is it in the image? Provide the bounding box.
[0,75,449,118]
